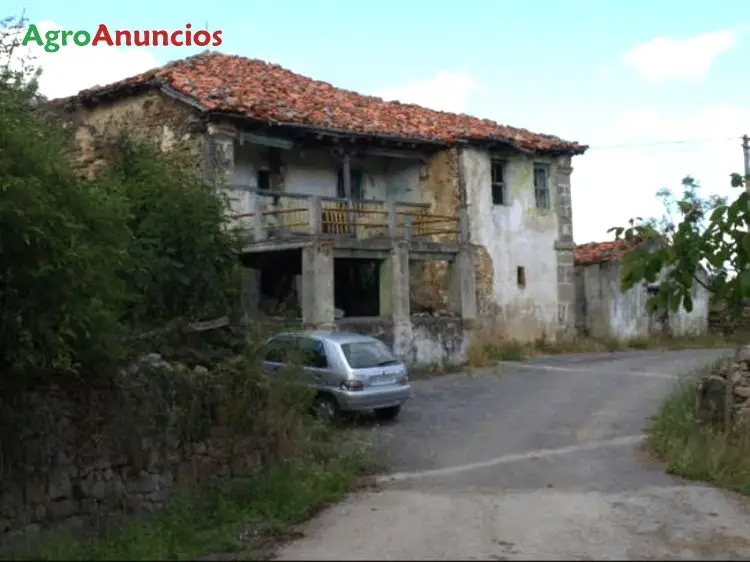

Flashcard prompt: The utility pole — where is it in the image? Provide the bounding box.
[743,134,750,194]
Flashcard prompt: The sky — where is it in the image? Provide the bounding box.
[6,0,750,243]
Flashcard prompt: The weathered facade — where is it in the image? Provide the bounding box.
[463,148,576,341]
[50,52,588,363]
[574,240,711,340]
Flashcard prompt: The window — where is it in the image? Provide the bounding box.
[491,160,507,205]
[256,169,271,192]
[299,337,328,369]
[337,168,364,200]
[341,339,398,369]
[533,164,550,209]
[517,266,526,289]
[264,336,295,363]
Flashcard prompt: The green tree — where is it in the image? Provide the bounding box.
[0,13,131,376]
[0,12,241,377]
[611,173,749,322]
[103,135,241,334]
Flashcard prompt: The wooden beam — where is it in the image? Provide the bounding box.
[342,151,352,198]
[365,147,429,161]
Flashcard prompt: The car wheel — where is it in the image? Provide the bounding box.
[374,405,401,422]
[315,393,340,424]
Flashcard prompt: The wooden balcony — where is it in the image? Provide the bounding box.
[231,190,467,258]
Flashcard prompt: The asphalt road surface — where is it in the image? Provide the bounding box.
[276,349,750,561]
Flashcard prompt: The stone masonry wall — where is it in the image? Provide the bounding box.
[409,147,492,315]
[59,90,205,178]
[409,148,460,313]
[0,355,265,540]
[554,156,576,339]
[697,344,750,427]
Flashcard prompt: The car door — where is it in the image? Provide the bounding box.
[298,336,333,390]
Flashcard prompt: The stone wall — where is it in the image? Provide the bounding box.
[697,345,750,427]
[709,304,750,334]
[56,90,205,178]
[574,260,711,340]
[0,354,270,541]
[409,148,463,313]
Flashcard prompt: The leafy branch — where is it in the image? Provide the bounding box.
[609,174,749,320]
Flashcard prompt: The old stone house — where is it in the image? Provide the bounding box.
[574,239,710,340]
[50,51,587,364]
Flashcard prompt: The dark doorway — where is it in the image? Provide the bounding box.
[253,250,301,317]
[334,258,379,317]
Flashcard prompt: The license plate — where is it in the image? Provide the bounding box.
[371,374,395,386]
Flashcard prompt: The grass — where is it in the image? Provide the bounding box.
[465,329,747,369]
[647,367,750,496]
[4,433,375,561]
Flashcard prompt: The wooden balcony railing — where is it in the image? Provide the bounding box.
[230,189,466,244]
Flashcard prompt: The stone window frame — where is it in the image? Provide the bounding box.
[533,163,551,210]
[490,159,508,206]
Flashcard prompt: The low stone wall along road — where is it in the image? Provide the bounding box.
[276,348,750,561]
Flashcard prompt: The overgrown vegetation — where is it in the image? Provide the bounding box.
[0,12,371,559]
[5,435,375,561]
[464,327,747,369]
[611,167,750,492]
[612,174,748,322]
[648,372,750,496]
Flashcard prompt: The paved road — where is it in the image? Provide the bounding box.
[276,349,750,560]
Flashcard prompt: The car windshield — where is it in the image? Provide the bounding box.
[340,339,398,369]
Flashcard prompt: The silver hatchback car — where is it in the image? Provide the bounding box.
[262,330,413,423]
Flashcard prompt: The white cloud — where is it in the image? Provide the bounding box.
[375,70,478,113]
[622,29,736,82]
[572,105,749,244]
[4,19,159,99]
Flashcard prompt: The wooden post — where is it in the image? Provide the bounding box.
[387,201,398,238]
[254,200,267,241]
[342,152,356,236]
[309,196,322,235]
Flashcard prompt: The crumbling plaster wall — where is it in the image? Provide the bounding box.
[336,316,468,367]
[408,148,489,313]
[463,147,570,342]
[575,260,710,340]
[63,91,205,178]
[230,145,423,212]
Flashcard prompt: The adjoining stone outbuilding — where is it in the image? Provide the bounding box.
[48,51,588,364]
[574,239,711,340]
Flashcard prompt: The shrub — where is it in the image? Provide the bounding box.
[0,84,131,378]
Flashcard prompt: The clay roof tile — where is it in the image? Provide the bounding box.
[57,51,587,153]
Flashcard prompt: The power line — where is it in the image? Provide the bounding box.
[586,136,742,151]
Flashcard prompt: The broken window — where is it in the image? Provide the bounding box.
[533,163,550,210]
[491,160,507,205]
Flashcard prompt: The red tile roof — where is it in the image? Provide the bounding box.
[59,52,587,154]
[575,239,637,266]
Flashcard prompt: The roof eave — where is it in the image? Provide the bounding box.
[461,136,588,157]
[204,111,452,149]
